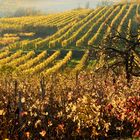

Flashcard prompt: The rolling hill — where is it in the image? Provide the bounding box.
[0,3,139,76]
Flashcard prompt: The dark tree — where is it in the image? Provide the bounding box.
[91,16,140,83]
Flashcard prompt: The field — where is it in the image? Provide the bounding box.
[0,2,140,139]
[0,4,139,76]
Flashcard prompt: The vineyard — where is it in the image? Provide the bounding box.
[0,2,140,139]
[0,3,139,77]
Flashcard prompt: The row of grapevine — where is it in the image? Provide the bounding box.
[23,38,42,50]
[72,50,89,72]
[31,15,60,26]
[86,6,120,46]
[61,7,107,47]
[0,50,22,65]
[6,38,42,51]
[56,9,92,27]
[126,19,132,40]
[76,6,116,46]
[34,9,91,27]
[7,51,35,67]
[105,5,127,36]
[0,13,63,28]
[40,10,78,25]
[0,16,47,32]
[57,18,77,28]
[0,50,10,59]
[56,13,82,27]
[43,51,72,76]
[0,8,90,24]
[6,40,30,50]
[0,16,34,24]
[132,51,140,67]
[17,51,47,71]
[0,9,90,36]
[24,51,60,75]
[1,4,139,52]
[0,23,23,32]
[48,10,88,26]
[20,16,54,27]
[48,8,102,48]
[117,4,134,34]
[36,21,76,49]
[40,12,76,26]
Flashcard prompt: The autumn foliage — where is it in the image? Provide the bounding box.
[0,71,140,139]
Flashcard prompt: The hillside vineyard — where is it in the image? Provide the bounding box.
[0,4,139,76]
